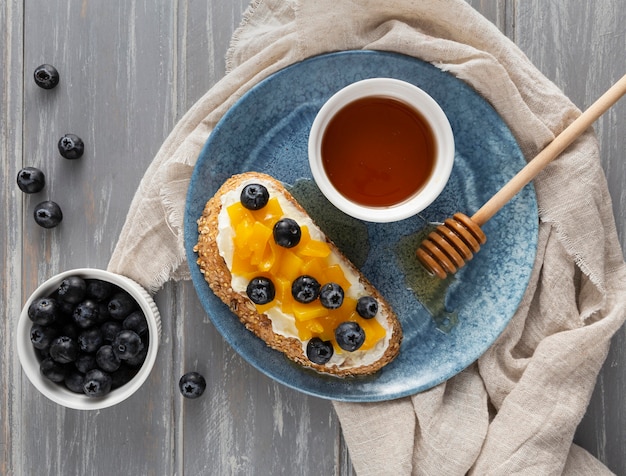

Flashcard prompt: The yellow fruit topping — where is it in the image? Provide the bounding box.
[227,193,386,354]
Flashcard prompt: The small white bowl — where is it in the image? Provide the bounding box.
[308,78,454,223]
[17,268,161,410]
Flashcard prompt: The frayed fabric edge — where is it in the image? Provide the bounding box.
[538,211,607,321]
[149,259,186,294]
[226,0,265,74]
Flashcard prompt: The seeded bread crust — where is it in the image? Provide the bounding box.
[194,172,402,377]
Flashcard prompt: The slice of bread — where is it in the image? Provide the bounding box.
[194,172,402,377]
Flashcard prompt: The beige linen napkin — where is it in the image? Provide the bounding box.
[108,0,626,474]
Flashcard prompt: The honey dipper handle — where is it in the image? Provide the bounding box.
[472,73,626,227]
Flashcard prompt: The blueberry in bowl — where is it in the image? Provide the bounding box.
[17,268,161,410]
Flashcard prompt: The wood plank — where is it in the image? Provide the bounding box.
[174,0,251,113]
[514,1,626,474]
[1,1,24,474]
[467,0,508,35]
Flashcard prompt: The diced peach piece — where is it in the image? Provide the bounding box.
[295,319,315,341]
[301,256,326,282]
[295,225,311,248]
[299,239,331,258]
[274,276,292,312]
[275,249,304,282]
[248,221,273,266]
[249,220,273,243]
[251,197,283,225]
[306,320,324,334]
[313,298,385,348]
[356,315,386,350]
[317,312,347,342]
[258,241,275,272]
[323,264,352,291]
[338,297,357,317]
[299,319,328,342]
[330,339,343,354]
[292,300,329,321]
[231,252,252,275]
[233,220,254,256]
[320,330,338,345]
[259,238,290,273]
[227,202,255,226]
[256,300,275,314]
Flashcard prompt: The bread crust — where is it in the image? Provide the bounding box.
[194,172,402,377]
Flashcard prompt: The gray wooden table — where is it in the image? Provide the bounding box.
[2,1,625,475]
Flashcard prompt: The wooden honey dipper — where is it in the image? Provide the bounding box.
[417,73,626,279]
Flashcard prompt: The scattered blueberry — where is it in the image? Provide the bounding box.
[58,276,87,304]
[122,311,148,336]
[178,372,206,399]
[33,64,60,89]
[240,183,270,210]
[112,330,144,360]
[33,200,63,228]
[319,282,344,309]
[306,337,334,364]
[246,277,275,305]
[356,296,378,319]
[40,357,67,383]
[57,133,84,160]
[30,323,58,350]
[28,297,60,326]
[16,167,46,193]
[49,336,79,363]
[77,328,103,353]
[335,321,365,352]
[64,371,85,393]
[96,345,121,372]
[291,275,320,304]
[82,369,112,397]
[273,218,302,248]
[72,299,100,328]
[108,292,136,320]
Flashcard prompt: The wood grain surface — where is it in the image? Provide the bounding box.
[2,1,624,475]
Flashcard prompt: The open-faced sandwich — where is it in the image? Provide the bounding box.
[194,172,402,376]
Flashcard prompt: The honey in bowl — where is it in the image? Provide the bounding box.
[321,96,436,207]
[308,77,455,223]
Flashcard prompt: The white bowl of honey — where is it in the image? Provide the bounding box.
[308,78,454,223]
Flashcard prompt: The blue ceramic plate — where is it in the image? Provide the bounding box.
[184,51,537,402]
